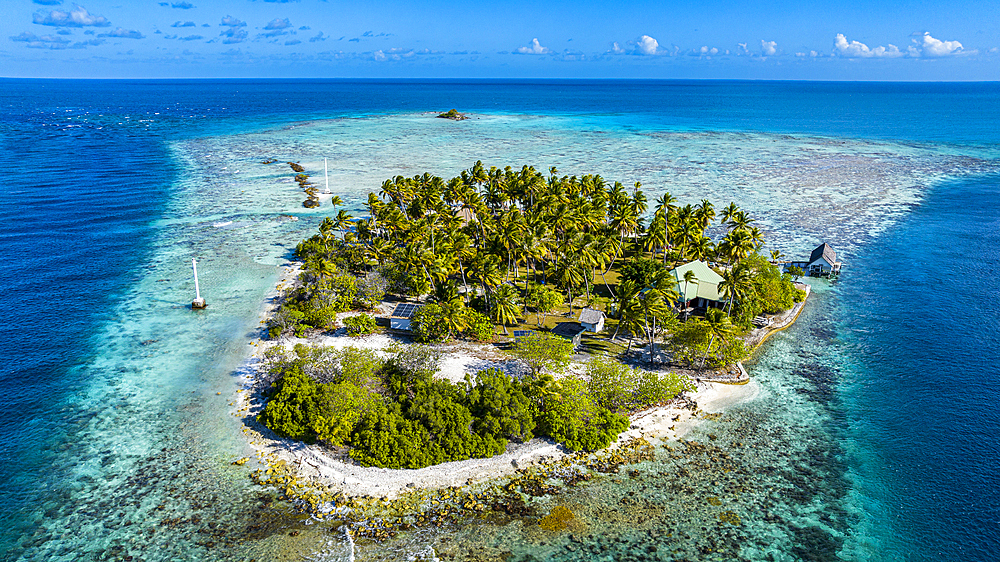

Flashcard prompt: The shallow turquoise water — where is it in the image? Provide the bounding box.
[2,80,999,561]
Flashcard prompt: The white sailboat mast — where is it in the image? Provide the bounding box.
[324,157,331,193]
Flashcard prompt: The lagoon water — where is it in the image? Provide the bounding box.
[1,79,998,561]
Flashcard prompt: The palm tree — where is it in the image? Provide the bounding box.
[720,202,740,227]
[492,284,521,335]
[333,209,354,233]
[719,265,753,316]
[694,199,715,230]
[681,269,697,321]
[699,308,736,369]
[638,287,670,365]
[611,279,640,340]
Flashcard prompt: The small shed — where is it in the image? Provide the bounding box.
[552,322,587,350]
[578,307,606,333]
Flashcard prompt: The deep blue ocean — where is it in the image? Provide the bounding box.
[1,79,998,561]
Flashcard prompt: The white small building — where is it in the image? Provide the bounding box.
[578,307,606,333]
[787,243,842,278]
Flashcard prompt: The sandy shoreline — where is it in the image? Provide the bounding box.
[232,263,763,500]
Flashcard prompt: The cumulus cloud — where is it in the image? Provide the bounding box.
[264,18,291,30]
[221,28,247,43]
[172,21,195,27]
[514,38,550,54]
[760,40,777,56]
[915,32,968,57]
[688,45,721,57]
[11,30,104,49]
[219,16,245,28]
[171,1,194,8]
[309,31,328,42]
[833,34,903,58]
[832,32,971,59]
[635,35,659,55]
[607,35,663,55]
[33,5,110,27]
[98,27,145,39]
[10,31,70,48]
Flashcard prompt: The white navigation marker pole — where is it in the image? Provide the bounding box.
[191,258,207,309]
[324,157,332,194]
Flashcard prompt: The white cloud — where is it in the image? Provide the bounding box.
[11,31,70,48]
[514,38,550,55]
[916,32,968,57]
[607,35,661,56]
[635,35,659,55]
[761,40,777,56]
[736,42,749,55]
[99,27,144,39]
[833,33,903,58]
[264,18,291,30]
[171,21,195,28]
[219,16,245,28]
[33,5,110,27]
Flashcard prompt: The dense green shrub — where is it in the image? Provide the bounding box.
[312,381,381,446]
[535,377,629,452]
[343,313,377,336]
[510,332,573,376]
[619,258,668,290]
[404,379,505,463]
[356,271,389,309]
[668,319,712,365]
[257,367,325,441]
[463,369,535,442]
[349,402,436,468]
[586,357,693,412]
[463,309,495,342]
[411,303,450,343]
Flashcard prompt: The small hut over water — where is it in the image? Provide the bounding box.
[787,243,843,278]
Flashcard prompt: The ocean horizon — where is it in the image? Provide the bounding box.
[1,78,998,561]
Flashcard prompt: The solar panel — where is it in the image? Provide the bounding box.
[512,330,533,338]
[391,303,422,318]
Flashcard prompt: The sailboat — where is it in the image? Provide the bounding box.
[323,157,332,194]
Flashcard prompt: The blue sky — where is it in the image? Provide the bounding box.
[2,0,998,80]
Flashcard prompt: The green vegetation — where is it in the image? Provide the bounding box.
[586,357,694,412]
[510,332,573,376]
[257,343,680,466]
[437,109,467,120]
[536,377,629,452]
[343,313,377,336]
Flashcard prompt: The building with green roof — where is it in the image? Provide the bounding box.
[669,260,725,308]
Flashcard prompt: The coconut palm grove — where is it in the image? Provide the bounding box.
[257,160,803,469]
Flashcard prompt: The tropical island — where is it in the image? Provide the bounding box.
[437,108,469,120]
[242,160,806,497]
